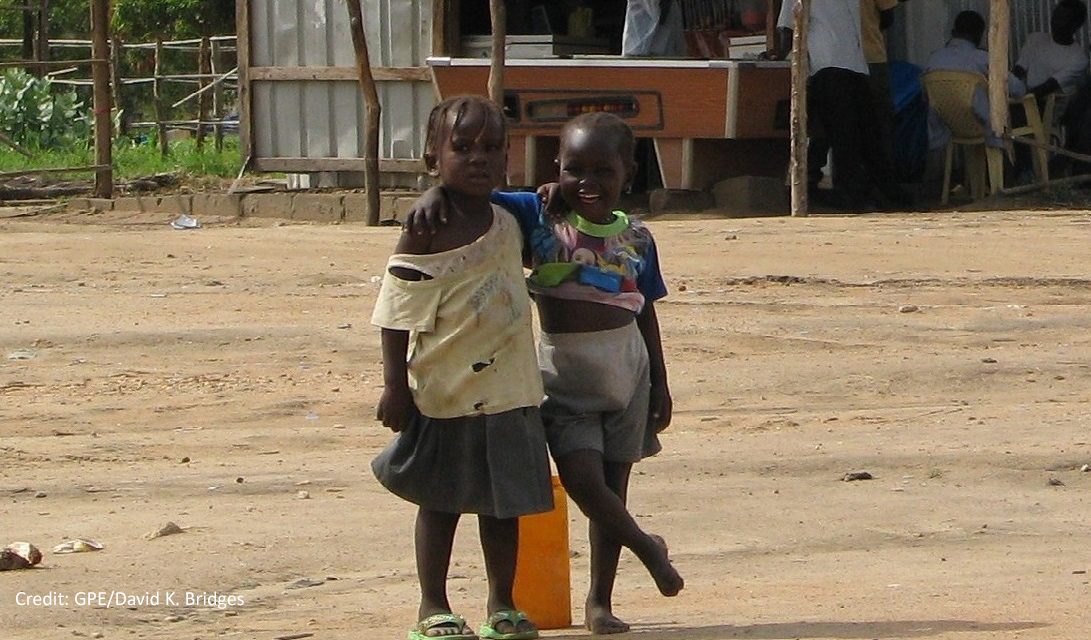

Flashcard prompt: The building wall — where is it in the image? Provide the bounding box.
[244,0,434,171]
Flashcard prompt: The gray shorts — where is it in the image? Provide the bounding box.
[538,322,661,463]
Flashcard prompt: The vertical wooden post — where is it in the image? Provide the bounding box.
[432,0,447,56]
[111,36,126,137]
[154,39,169,157]
[789,0,809,217]
[487,0,506,105]
[449,0,462,57]
[211,39,224,152]
[91,0,113,199]
[21,6,34,64]
[345,0,382,226]
[235,4,253,166]
[35,0,50,76]
[988,0,1011,155]
[196,36,211,150]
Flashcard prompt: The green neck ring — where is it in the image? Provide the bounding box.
[566,210,629,237]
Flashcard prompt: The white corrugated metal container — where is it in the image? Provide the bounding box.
[239,0,435,176]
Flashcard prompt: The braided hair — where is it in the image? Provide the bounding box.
[424,95,507,166]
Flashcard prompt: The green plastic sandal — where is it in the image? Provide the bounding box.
[478,610,539,640]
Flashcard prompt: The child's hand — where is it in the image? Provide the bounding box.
[536,182,567,222]
[377,384,418,432]
[402,186,449,236]
[649,383,673,433]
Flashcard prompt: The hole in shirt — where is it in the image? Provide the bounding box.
[472,358,495,372]
[388,266,433,281]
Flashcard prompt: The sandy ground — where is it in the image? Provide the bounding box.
[1,205,1089,640]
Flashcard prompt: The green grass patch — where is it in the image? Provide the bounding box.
[1,136,242,180]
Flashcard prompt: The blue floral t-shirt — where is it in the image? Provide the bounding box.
[491,191,668,313]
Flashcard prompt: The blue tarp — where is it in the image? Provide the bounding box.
[890,61,929,180]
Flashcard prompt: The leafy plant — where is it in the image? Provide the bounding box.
[0,69,91,149]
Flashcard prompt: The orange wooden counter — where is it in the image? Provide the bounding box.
[428,57,791,190]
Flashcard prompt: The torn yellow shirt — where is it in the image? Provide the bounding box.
[371,206,543,419]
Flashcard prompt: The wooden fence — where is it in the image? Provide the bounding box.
[0,35,238,156]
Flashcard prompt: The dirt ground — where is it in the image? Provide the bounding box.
[1,205,1089,640]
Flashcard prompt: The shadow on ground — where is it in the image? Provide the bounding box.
[544,619,1048,639]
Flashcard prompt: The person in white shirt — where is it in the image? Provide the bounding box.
[769,0,908,210]
[622,0,686,57]
[1014,0,1088,100]
[1012,0,1087,179]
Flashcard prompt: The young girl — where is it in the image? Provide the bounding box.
[406,111,684,635]
[495,112,684,635]
[371,95,551,640]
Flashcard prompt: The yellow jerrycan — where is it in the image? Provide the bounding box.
[513,475,572,630]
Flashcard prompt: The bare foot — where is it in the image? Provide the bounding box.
[585,601,630,635]
[646,534,684,597]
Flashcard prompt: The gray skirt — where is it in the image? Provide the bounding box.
[371,407,553,519]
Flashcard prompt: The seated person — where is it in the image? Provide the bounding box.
[1014,0,1088,101]
[1012,0,1087,180]
[925,10,1026,150]
[623,0,685,57]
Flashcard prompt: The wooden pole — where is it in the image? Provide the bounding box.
[211,39,224,152]
[154,39,169,157]
[110,35,126,137]
[0,131,33,158]
[345,0,382,226]
[21,6,33,64]
[236,3,253,164]
[988,0,1011,155]
[1001,169,1091,196]
[0,165,109,179]
[1005,131,1091,165]
[196,36,210,150]
[35,0,49,76]
[431,0,446,56]
[0,58,106,69]
[789,0,809,217]
[90,0,113,199]
[487,0,506,105]
[449,0,462,57]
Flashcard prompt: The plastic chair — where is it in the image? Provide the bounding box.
[1010,92,1054,186]
[921,70,1004,204]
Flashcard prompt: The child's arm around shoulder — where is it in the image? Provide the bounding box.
[402,186,448,237]
[402,186,547,253]
[491,190,546,232]
[490,190,548,267]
